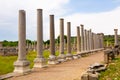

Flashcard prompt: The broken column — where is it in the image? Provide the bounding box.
[14,10,30,74]
[114,29,118,46]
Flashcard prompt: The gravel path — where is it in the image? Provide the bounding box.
[8,51,104,80]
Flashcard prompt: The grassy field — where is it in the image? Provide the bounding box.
[0,50,76,75]
[99,56,120,80]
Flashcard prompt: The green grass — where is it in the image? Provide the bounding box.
[0,56,17,75]
[99,57,120,80]
[0,50,76,75]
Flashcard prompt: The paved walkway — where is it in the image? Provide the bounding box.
[8,51,104,80]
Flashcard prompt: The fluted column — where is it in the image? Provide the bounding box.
[114,29,118,46]
[14,10,30,74]
[34,9,47,68]
[48,15,58,64]
[66,22,73,60]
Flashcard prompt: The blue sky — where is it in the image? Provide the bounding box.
[67,0,120,13]
[0,0,120,41]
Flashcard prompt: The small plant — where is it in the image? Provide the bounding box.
[99,57,120,80]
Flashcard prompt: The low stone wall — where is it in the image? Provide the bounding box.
[0,47,18,56]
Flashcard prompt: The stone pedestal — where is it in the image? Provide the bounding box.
[14,60,30,74]
[48,55,58,64]
[34,58,47,68]
[73,54,79,59]
[58,54,66,62]
[14,10,30,74]
[66,53,73,60]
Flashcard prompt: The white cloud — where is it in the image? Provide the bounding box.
[0,0,120,41]
[0,0,69,41]
[63,6,120,36]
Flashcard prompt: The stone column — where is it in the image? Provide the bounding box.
[86,30,89,51]
[34,9,46,68]
[96,34,98,49]
[84,29,87,51]
[73,38,76,50]
[94,34,97,49]
[77,26,81,53]
[89,29,92,51]
[91,32,94,50]
[93,33,96,49]
[80,24,84,52]
[100,33,104,48]
[14,10,30,74]
[87,30,90,51]
[58,18,66,62]
[66,22,73,60]
[114,29,118,46]
[48,15,58,64]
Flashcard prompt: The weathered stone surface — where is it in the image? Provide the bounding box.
[73,54,79,59]
[80,24,84,51]
[48,55,58,64]
[58,18,66,62]
[88,73,99,80]
[104,49,114,64]
[14,10,30,74]
[114,29,118,46]
[66,22,73,60]
[81,72,89,80]
[48,15,58,64]
[34,58,47,68]
[34,9,47,68]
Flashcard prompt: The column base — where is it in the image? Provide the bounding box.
[33,58,47,68]
[73,54,79,59]
[66,53,73,60]
[77,52,82,58]
[14,60,30,74]
[48,55,59,64]
[77,54,81,58]
[58,54,66,62]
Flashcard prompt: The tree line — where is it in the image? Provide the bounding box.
[2,35,115,47]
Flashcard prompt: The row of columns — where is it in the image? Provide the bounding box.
[79,25,104,53]
[14,9,104,74]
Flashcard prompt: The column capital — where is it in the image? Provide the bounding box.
[80,24,84,28]
[114,29,118,32]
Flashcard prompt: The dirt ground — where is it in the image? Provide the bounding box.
[8,51,104,80]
